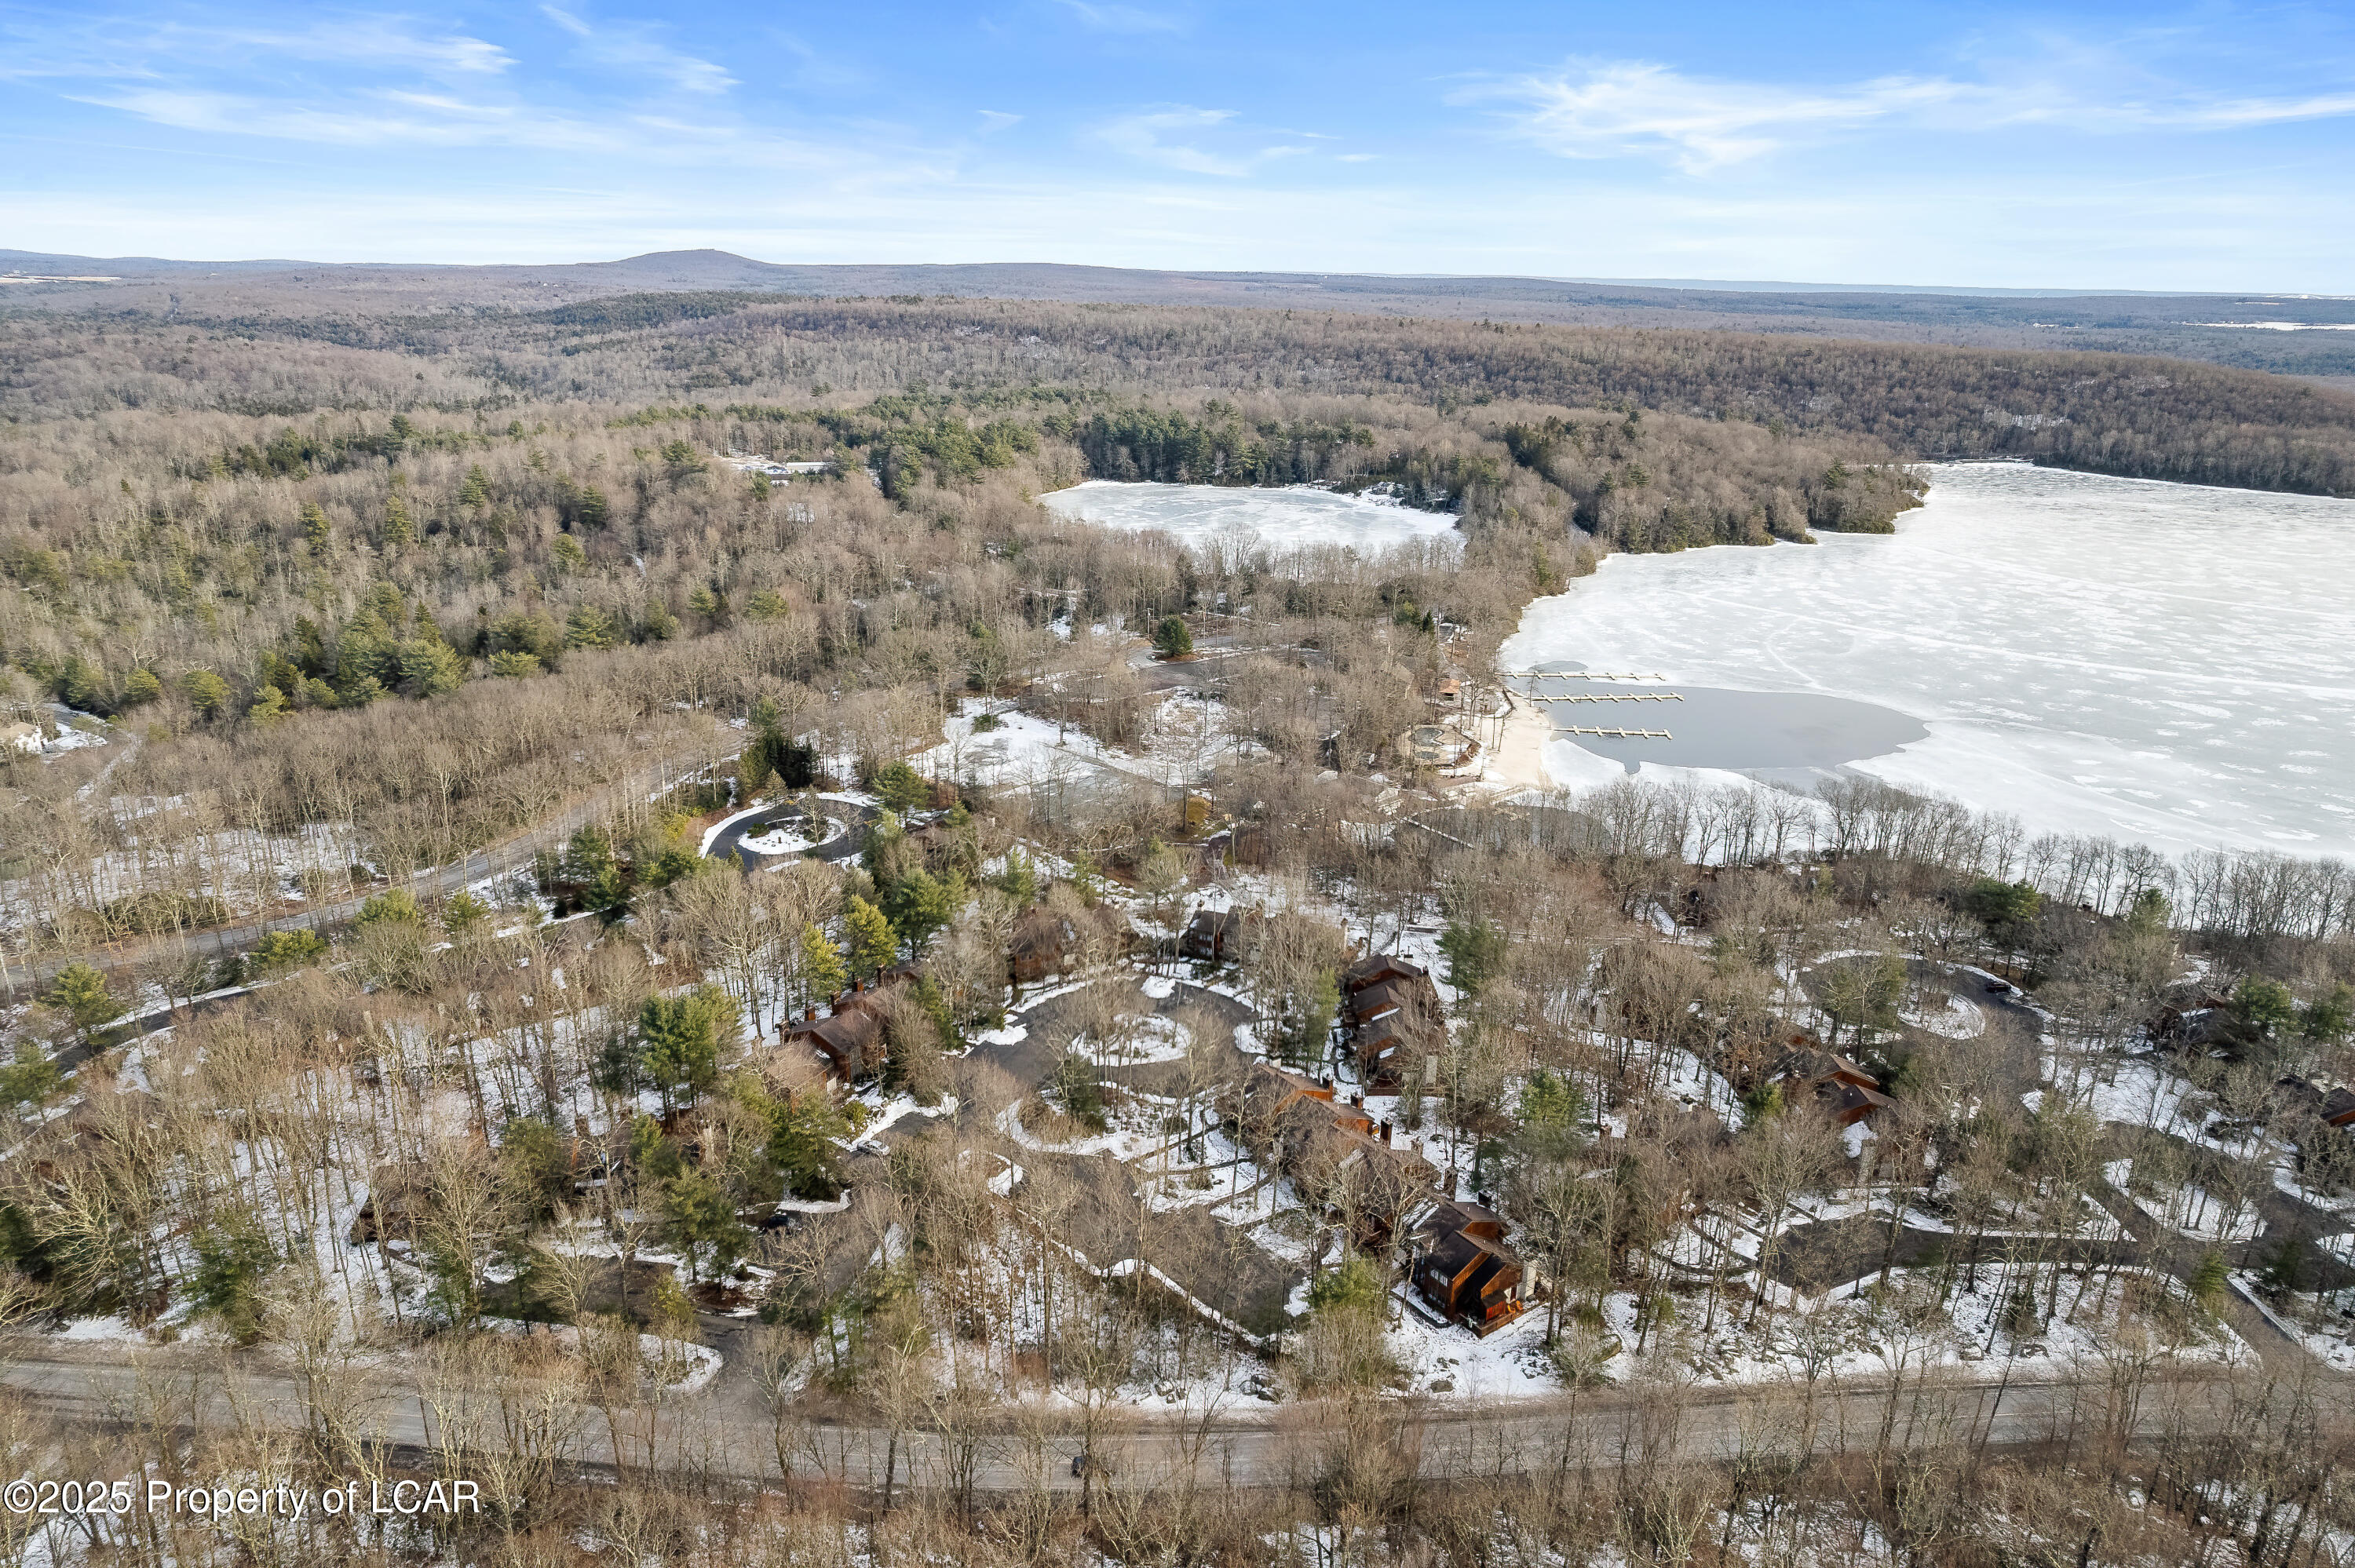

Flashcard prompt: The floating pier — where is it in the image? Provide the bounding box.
[1554,725,1674,739]
[1543,692,1683,704]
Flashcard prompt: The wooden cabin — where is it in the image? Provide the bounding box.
[349,1162,433,1245]
[1770,1046,1893,1127]
[1009,903,1131,984]
[1342,954,1444,1088]
[1225,1063,1439,1240]
[1772,1048,1879,1092]
[776,969,907,1083]
[1784,1072,1896,1128]
[1226,1060,1336,1123]
[1413,1200,1528,1333]
[1181,906,1261,965]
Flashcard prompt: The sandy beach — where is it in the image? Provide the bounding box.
[1473,691,1557,797]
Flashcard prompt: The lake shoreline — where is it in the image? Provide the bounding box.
[1496,462,2355,856]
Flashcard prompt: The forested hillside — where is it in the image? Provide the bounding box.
[0,290,2336,961]
[9,294,2352,494]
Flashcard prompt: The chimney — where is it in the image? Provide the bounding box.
[805,1005,817,1022]
[1380,1118,1393,1145]
[1351,1092,1364,1107]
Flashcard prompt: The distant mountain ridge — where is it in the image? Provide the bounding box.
[6,244,2342,302]
[7,246,2355,378]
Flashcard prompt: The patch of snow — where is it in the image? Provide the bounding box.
[1039,481,1460,554]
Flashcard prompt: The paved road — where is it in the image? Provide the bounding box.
[0,1337,2237,1498]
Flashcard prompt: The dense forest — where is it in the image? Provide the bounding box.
[10,294,2355,493]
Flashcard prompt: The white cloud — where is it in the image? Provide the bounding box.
[0,14,512,81]
[78,86,618,151]
[70,84,951,177]
[1463,58,2355,171]
[978,109,1022,133]
[540,5,734,95]
[1095,108,1316,177]
[2166,91,2355,129]
[1461,60,1964,170]
[1097,107,1247,176]
[261,20,513,75]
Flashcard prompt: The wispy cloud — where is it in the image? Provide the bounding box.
[0,14,511,81]
[977,109,1022,133]
[78,86,620,151]
[540,5,734,95]
[1459,61,1965,170]
[1462,58,2355,171]
[1097,107,1246,174]
[69,83,955,179]
[1095,107,1318,177]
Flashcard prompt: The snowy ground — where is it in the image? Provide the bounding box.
[2114,1166,2264,1242]
[925,702,1156,795]
[739,818,839,855]
[1903,993,1986,1039]
[1379,1254,2246,1402]
[1039,481,1461,553]
[1500,462,2355,857]
[2229,1272,2355,1373]
[1075,1011,1193,1067]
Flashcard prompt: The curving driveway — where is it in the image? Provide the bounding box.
[703,795,879,872]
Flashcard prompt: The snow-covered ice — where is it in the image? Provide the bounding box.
[1500,462,2355,856]
[1039,481,1460,552]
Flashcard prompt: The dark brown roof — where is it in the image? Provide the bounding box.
[1346,977,1418,1022]
[786,1007,882,1078]
[1343,953,1426,992]
[1775,1048,1877,1088]
[1416,1198,1503,1242]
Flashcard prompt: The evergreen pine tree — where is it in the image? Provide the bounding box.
[843,896,897,977]
[798,921,846,1009]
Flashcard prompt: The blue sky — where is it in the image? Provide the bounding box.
[4,0,2353,290]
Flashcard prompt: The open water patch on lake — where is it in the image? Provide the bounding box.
[1520,671,1926,783]
[1502,463,2355,857]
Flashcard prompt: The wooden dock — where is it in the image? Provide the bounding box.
[1554,725,1673,739]
[1543,692,1682,704]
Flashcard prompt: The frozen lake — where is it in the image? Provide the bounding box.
[1039,480,1459,552]
[1501,462,2355,858]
